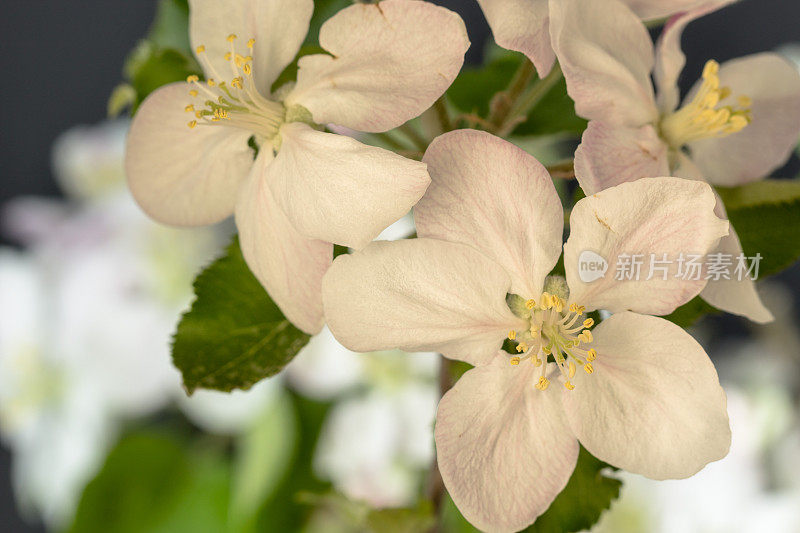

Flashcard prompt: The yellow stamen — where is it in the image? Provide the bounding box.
[564,381,575,391]
[184,104,194,112]
[187,120,197,129]
[247,38,255,49]
[508,330,517,341]
[584,363,594,374]
[516,342,529,353]
[583,318,594,328]
[196,45,206,54]
[525,299,536,310]
[536,376,550,391]
[227,33,237,42]
[587,349,597,362]
[568,361,576,378]
[189,90,199,97]
[186,75,199,83]
[510,357,521,366]
[660,59,752,147]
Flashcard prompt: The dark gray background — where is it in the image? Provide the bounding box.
[1,0,798,530]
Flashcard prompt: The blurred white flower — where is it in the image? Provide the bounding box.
[178,378,279,435]
[0,120,223,527]
[288,328,439,508]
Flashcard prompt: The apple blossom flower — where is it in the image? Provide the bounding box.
[476,0,721,76]
[125,0,470,334]
[322,130,732,532]
[550,0,800,323]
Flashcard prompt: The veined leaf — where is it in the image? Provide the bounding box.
[172,237,311,394]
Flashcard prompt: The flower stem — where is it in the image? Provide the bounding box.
[496,63,563,137]
[433,96,453,133]
[398,122,430,152]
[427,355,454,531]
[488,59,536,133]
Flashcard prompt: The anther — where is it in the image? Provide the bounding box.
[510,357,521,366]
[184,104,194,112]
[196,45,206,54]
[227,34,237,42]
[516,342,529,353]
[564,381,575,391]
[583,318,594,328]
[526,299,536,310]
[508,330,517,341]
[187,75,199,83]
[189,90,199,97]
[187,120,197,129]
[584,363,594,374]
[247,38,255,49]
[586,349,597,362]
[536,377,550,391]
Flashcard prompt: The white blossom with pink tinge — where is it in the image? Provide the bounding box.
[551,0,800,323]
[125,0,470,334]
[322,130,732,532]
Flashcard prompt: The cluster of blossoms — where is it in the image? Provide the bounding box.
[124,0,800,531]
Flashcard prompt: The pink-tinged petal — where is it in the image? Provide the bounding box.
[322,239,526,366]
[574,121,670,196]
[286,0,469,132]
[476,0,555,76]
[549,0,658,126]
[125,82,254,226]
[653,0,737,113]
[189,0,313,93]
[562,312,731,479]
[235,150,332,335]
[417,130,563,298]
[436,354,578,533]
[687,53,800,186]
[269,122,430,250]
[625,0,728,20]
[700,194,774,323]
[565,177,729,315]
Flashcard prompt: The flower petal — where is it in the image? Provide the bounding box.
[687,53,800,186]
[574,121,670,195]
[285,0,469,132]
[565,177,729,315]
[476,0,555,76]
[125,82,254,226]
[322,239,526,366]
[561,312,731,480]
[625,0,727,20]
[189,0,313,93]
[417,130,563,299]
[436,354,578,533]
[235,149,332,335]
[269,122,430,250]
[549,0,658,126]
[700,194,774,323]
[653,1,736,113]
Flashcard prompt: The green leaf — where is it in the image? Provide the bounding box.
[717,179,800,278]
[366,502,436,533]
[230,391,298,531]
[172,237,311,394]
[447,50,586,137]
[271,45,326,93]
[69,432,229,533]
[148,0,192,54]
[512,76,587,137]
[664,296,719,328]
[124,42,200,112]
[525,447,621,533]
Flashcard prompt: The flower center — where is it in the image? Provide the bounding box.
[660,60,752,148]
[507,291,596,392]
[183,35,286,140]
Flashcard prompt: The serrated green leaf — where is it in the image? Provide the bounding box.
[69,432,229,533]
[717,180,800,278]
[525,447,621,533]
[172,237,311,394]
